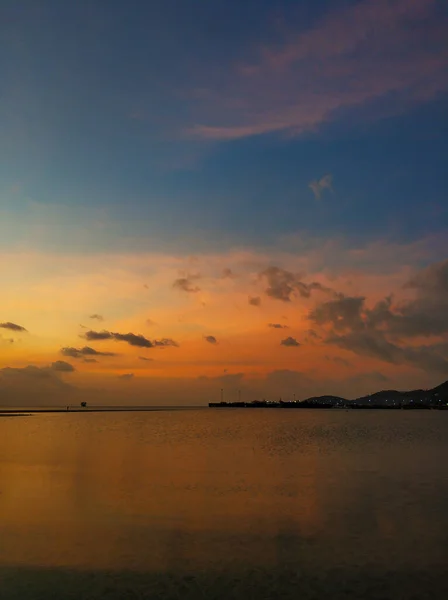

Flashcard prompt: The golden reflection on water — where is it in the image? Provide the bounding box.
[1,410,447,573]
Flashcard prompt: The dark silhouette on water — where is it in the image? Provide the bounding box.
[210,380,448,409]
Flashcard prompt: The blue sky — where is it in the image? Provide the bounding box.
[2,0,447,254]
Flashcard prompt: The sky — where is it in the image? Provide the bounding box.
[1,0,448,406]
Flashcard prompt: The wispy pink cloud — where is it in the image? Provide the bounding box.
[188,0,448,140]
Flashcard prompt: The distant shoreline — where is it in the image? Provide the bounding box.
[0,406,204,414]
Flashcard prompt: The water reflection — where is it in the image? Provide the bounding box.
[1,410,448,596]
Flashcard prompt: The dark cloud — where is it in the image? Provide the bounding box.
[385,260,448,337]
[89,314,104,321]
[61,346,116,358]
[118,373,134,380]
[1,365,52,381]
[309,295,365,331]
[112,332,154,348]
[83,330,178,349]
[268,323,289,329]
[259,266,331,302]
[248,296,261,306]
[308,270,448,373]
[0,322,27,332]
[328,330,448,373]
[173,274,201,293]
[51,360,75,373]
[281,336,301,347]
[309,260,448,345]
[84,330,113,341]
[204,335,218,344]
[0,360,75,390]
[0,364,76,405]
[153,338,179,348]
[406,259,448,293]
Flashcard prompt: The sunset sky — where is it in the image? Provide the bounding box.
[1,0,448,405]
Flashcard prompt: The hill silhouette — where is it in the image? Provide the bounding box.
[210,380,448,409]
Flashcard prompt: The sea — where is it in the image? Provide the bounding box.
[1,408,447,599]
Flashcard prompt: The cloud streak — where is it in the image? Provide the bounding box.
[188,0,448,140]
[83,330,179,349]
[61,346,117,358]
[0,322,27,332]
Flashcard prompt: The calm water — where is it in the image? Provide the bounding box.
[1,409,447,599]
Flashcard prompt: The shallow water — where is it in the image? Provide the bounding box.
[1,409,447,599]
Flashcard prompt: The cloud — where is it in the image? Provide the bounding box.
[153,338,179,348]
[112,332,154,348]
[139,356,154,361]
[51,360,75,373]
[309,174,333,200]
[310,260,448,340]
[188,0,448,140]
[309,295,365,331]
[281,336,301,347]
[0,362,78,406]
[83,330,179,349]
[327,330,448,373]
[89,314,104,321]
[385,259,448,337]
[260,266,331,302]
[268,323,289,329]
[84,330,113,341]
[204,335,218,344]
[248,296,261,306]
[308,260,448,372]
[118,373,134,380]
[0,322,27,332]
[173,274,201,293]
[61,346,117,358]
[222,268,234,278]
